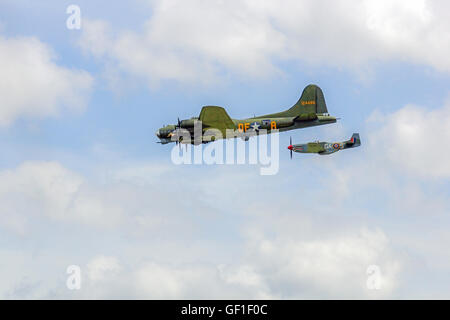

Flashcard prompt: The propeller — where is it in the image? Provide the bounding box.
[288,136,293,159]
[176,134,182,151]
[173,118,181,150]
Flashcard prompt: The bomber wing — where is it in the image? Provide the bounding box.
[198,106,236,136]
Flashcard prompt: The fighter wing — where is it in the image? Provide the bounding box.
[198,106,236,135]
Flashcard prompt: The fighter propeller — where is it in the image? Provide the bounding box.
[288,136,293,159]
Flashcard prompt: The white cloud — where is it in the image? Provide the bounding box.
[368,101,450,179]
[0,161,123,231]
[0,160,404,299]
[245,226,400,298]
[51,225,399,299]
[79,0,450,86]
[87,256,121,282]
[2,114,450,300]
[85,225,400,299]
[0,161,214,234]
[0,35,93,126]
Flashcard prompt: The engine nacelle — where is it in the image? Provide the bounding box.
[179,117,199,128]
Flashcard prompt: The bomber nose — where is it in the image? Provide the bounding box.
[287,145,293,150]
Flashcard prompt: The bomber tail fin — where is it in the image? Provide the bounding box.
[260,84,330,119]
[286,84,329,117]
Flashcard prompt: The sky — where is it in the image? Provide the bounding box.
[0,0,450,299]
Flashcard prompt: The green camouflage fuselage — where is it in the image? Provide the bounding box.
[233,114,337,133]
[289,133,361,155]
[156,84,337,145]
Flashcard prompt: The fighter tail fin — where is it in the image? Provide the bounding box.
[348,133,361,147]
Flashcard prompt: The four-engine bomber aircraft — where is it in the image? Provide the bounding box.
[156,84,337,145]
[287,133,361,157]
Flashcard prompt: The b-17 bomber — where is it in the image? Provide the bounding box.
[156,84,337,145]
[287,133,361,158]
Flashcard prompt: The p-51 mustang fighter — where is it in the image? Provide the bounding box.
[156,84,337,145]
[287,133,361,157]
